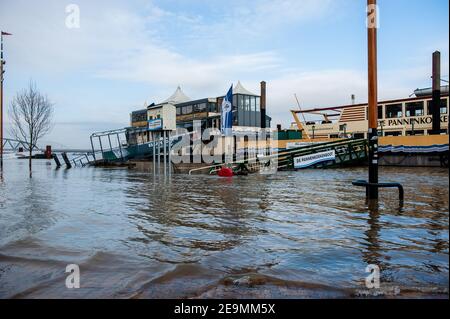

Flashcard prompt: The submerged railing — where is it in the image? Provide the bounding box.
[188,138,369,175]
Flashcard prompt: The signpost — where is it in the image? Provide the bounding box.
[294,150,336,169]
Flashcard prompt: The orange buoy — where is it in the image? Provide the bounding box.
[218,167,233,177]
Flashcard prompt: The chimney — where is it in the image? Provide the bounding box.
[351,94,355,105]
[260,81,266,129]
[431,51,441,134]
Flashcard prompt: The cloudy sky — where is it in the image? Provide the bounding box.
[0,0,449,148]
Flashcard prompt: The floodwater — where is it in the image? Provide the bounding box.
[0,158,448,299]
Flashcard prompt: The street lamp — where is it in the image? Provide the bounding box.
[312,125,315,140]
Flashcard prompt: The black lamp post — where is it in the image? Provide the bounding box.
[312,125,315,140]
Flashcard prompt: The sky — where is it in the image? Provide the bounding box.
[0,0,449,149]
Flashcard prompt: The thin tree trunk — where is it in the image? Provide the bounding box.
[29,136,32,178]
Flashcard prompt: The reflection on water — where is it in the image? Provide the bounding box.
[0,159,448,298]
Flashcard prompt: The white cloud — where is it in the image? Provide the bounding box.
[97,48,280,99]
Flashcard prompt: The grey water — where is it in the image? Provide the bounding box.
[0,159,448,298]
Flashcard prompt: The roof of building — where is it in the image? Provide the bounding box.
[162,86,191,104]
[233,81,258,96]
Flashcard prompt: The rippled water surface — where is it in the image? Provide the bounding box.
[0,159,448,298]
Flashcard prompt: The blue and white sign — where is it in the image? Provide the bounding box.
[221,85,233,136]
[294,150,336,169]
[148,118,163,131]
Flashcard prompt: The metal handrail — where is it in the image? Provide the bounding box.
[188,138,368,175]
[352,179,404,202]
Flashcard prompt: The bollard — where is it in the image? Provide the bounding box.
[45,145,52,159]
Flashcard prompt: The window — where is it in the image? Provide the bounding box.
[186,105,193,114]
[131,111,147,122]
[238,95,243,109]
[427,99,448,115]
[386,103,403,118]
[385,131,402,137]
[182,106,187,115]
[176,107,181,115]
[256,97,260,111]
[250,97,255,112]
[244,96,250,111]
[208,102,217,113]
[406,101,424,117]
[406,130,424,136]
[377,105,383,119]
[197,103,207,112]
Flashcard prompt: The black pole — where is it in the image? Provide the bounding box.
[90,135,96,161]
[260,81,266,129]
[368,128,379,199]
[431,51,441,135]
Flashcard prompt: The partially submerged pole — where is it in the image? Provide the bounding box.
[163,131,167,176]
[0,56,3,169]
[431,51,441,135]
[0,31,12,170]
[152,132,156,173]
[352,1,404,204]
[168,131,172,175]
[367,0,379,200]
[260,81,266,129]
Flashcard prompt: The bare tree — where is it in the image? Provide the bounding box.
[9,81,54,177]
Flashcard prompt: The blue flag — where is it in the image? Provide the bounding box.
[221,85,233,136]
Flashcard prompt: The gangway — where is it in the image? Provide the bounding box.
[188,138,368,175]
[276,138,368,169]
[53,127,186,168]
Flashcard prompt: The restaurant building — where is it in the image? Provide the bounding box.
[129,81,272,143]
[290,86,449,139]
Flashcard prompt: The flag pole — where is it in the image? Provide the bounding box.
[0,31,11,170]
[1,32,4,169]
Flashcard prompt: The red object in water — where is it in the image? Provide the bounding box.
[45,145,52,159]
[218,167,233,177]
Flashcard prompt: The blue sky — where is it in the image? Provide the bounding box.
[0,0,448,148]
